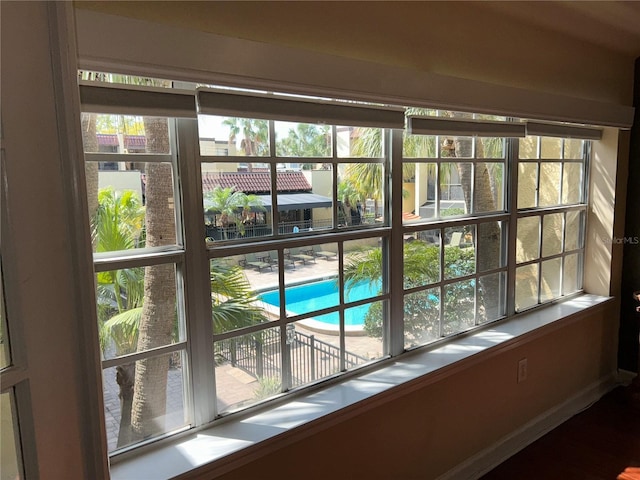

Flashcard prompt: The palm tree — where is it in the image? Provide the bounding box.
[277,123,331,157]
[222,117,269,161]
[343,241,474,344]
[238,193,266,230]
[210,260,268,333]
[92,187,145,252]
[129,115,177,444]
[204,187,264,239]
[91,186,146,447]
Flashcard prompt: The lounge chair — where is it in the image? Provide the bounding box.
[314,246,337,260]
[242,254,273,272]
[280,249,296,269]
[290,248,316,265]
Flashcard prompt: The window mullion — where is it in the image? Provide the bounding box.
[506,137,519,315]
[176,118,217,424]
[389,128,404,357]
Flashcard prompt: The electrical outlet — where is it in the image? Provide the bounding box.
[518,358,528,383]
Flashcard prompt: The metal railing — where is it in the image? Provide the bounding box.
[216,328,368,385]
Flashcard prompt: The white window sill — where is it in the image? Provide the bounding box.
[109,294,611,480]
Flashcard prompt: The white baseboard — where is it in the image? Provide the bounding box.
[437,373,619,480]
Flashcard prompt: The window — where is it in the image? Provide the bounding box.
[80,79,595,458]
[515,136,588,311]
[83,110,191,452]
[401,115,508,348]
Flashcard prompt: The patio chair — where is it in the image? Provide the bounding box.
[244,253,273,273]
[280,249,296,269]
[313,246,337,260]
[290,247,316,265]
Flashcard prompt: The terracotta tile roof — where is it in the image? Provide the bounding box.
[201,171,312,194]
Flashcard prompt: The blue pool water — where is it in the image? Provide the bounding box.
[259,278,381,326]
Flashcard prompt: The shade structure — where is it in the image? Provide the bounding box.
[256,193,332,211]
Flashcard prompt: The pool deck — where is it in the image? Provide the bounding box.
[242,253,341,292]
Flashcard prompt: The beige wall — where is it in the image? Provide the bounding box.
[75,1,635,105]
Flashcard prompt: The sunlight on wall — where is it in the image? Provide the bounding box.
[585,128,619,296]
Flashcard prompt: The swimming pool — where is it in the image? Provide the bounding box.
[258,278,381,327]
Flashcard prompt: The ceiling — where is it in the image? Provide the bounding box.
[478,1,640,58]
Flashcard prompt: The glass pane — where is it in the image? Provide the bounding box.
[97,264,182,360]
[542,213,563,257]
[198,114,269,156]
[565,210,583,252]
[519,136,538,159]
[564,138,584,160]
[563,253,582,295]
[275,121,331,157]
[346,301,385,362]
[539,162,561,207]
[202,163,272,242]
[478,272,506,324]
[441,136,473,158]
[474,162,504,213]
[102,350,187,452]
[290,319,341,387]
[405,230,440,289]
[540,137,562,159]
[516,216,540,263]
[214,255,276,335]
[541,258,562,302]
[517,163,538,209]
[477,221,505,272]
[562,163,583,204]
[404,287,440,349]
[409,163,437,220]
[88,162,176,252]
[338,163,384,227]
[477,137,505,159]
[215,327,281,414]
[0,391,23,480]
[443,279,475,336]
[444,226,475,280]
[282,249,340,319]
[277,169,333,233]
[516,264,539,311]
[82,113,171,154]
[403,132,436,158]
[440,163,469,217]
[339,126,383,158]
[344,239,383,303]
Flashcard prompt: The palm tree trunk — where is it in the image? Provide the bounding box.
[115,363,135,446]
[82,113,99,250]
[453,135,502,322]
[130,117,177,442]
